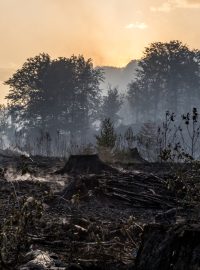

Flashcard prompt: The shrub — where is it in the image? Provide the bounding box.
[95,118,117,149]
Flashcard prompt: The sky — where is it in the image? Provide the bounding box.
[0,0,200,102]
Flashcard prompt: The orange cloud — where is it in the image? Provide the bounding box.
[151,0,200,12]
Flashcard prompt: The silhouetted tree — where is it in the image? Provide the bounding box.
[101,86,123,125]
[128,80,147,123]
[95,118,117,148]
[128,40,200,122]
[181,107,200,158]
[0,105,9,148]
[5,54,103,141]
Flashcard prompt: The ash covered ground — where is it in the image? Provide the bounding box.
[0,152,199,270]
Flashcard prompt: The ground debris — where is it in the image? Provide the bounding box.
[0,155,198,269]
[57,170,177,209]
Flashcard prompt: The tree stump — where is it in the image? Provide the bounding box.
[57,154,117,175]
[135,223,200,270]
[114,147,148,164]
[129,148,148,163]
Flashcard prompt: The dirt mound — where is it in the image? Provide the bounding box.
[57,154,117,175]
[114,147,148,164]
[129,148,148,163]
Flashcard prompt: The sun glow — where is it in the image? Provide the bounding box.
[0,0,199,101]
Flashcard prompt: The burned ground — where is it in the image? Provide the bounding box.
[0,153,198,269]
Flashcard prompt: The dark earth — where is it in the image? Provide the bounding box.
[0,152,199,270]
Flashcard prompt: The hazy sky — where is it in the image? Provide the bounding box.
[0,0,200,102]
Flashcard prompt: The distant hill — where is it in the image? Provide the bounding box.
[99,60,138,94]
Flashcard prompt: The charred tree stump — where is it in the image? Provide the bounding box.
[129,148,148,163]
[135,223,200,270]
[58,175,100,200]
[56,154,117,175]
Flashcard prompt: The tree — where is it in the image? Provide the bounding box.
[180,107,200,158]
[128,41,200,122]
[5,53,51,128]
[137,122,158,161]
[0,105,9,148]
[5,54,103,141]
[128,79,148,123]
[95,118,117,149]
[101,86,123,125]
[124,127,135,148]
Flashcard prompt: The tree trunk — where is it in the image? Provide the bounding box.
[135,223,200,270]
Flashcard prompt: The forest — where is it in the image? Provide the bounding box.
[0,40,200,269]
[0,40,199,162]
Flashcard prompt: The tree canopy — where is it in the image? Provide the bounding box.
[5,54,104,140]
[101,86,123,125]
[128,40,200,122]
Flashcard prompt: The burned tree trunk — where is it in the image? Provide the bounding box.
[135,223,200,270]
[55,155,117,200]
[56,154,117,175]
